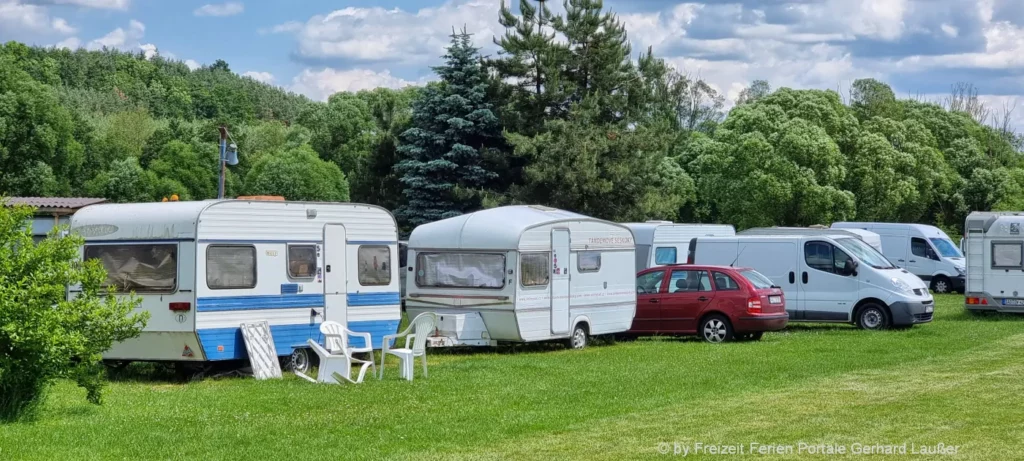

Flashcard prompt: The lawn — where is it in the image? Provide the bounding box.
[2,295,1023,460]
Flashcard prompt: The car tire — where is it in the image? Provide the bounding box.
[931,276,951,294]
[856,303,891,330]
[700,315,734,343]
[567,324,588,350]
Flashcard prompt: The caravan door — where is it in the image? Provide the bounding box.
[323,224,349,325]
[551,229,571,335]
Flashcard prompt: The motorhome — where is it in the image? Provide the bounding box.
[70,199,401,372]
[623,221,736,271]
[691,235,934,329]
[404,205,637,349]
[832,222,965,294]
[738,227,884,252]
[963,211,1024,313]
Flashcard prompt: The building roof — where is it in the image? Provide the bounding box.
[3,196,108,213]
[409,205,613,250]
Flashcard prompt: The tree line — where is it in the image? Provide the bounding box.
[2,0,1022,236]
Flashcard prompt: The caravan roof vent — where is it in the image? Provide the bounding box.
[527,205,559,212]
[646,220,673,224]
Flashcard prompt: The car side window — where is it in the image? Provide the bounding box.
[636,271,665,294]
[805,241,834,273]
[911,238,930,258]
[669,270,711,293]
[712,272,741,291]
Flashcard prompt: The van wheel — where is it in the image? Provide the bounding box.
[700,315,734,343]
[856,304,891,330]
[567,324,589,350]
[931,276,951,294]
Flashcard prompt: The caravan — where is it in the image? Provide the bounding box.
[963,211,1024,313]
[404,205,637,349]
[832,222,965,294]
[624,222,736,271]
[70,199,401,372]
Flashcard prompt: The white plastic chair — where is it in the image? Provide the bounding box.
[302,338,373,384]
[380,313,437,381]
[320,321,376,376]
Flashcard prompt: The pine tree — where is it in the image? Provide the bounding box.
[395,29,501,227]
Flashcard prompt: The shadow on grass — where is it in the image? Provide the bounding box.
[105,361,253,384]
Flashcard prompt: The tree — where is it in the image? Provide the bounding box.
[736,80,772,106]
[395,29,502,227]
[148,140,217,200]
[298,93,376,176]
[350,87,418,209]
[0,201,146,421]
[243,146,350,201]
[850,78,899,121]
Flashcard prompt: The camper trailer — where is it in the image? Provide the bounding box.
[405,205,637,349]
[691,235,934,329]
[624,222,736,272]
[69,199,401,372]
[738,227,884,252]
[964,211,1024,313]
[832,222,965,294]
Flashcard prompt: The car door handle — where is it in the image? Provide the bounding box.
[697,296,709,302]
[802,272,808,284]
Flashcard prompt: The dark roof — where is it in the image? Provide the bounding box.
[3,197,108,212]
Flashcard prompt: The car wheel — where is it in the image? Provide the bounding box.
[700,315,734,343]
[856,303,891,330]
[567,324,588,350]
[931,276,951,294]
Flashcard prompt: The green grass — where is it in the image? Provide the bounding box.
[2,295,1024,460]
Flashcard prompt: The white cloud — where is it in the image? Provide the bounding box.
[139,42,157,59]
[0,0,76,38]
[194,2,243,17]
[242,71,275,84]
[290,68,422,101]
[35,0,130,9]
[940,23,959,38]
[53,36,80,49]
[184,59,200,70]
[87,19,144,50]
[276,0,502,64]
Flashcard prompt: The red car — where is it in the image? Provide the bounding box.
[629,265,788,342]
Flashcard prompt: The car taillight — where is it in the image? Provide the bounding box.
[169,302,191,311]
[966,297,988,305]
[747,297,762,314]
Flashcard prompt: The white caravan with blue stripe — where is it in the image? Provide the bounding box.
[69,199,400,365]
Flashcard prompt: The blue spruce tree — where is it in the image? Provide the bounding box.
[395,28,500,227]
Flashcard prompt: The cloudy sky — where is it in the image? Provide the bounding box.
[2,0,1023,126]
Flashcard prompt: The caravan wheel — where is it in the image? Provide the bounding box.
[287,348,314,374]
[568,324,589,350]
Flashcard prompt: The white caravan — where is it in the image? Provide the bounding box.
[832,222,965,294]
[691,235,934,329]
[738,227,884,252]
[405,205,637,349]
[963,211,1024,313]
[623,221,736,272]
[69,199,401,371]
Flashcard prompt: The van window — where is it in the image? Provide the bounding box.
[712,272,741,291]
[992,242,1023,269]
[805,241,854,276]
[207,245,256,289]
[520,252,550,287]
[930,238,962,258]
[358,246,392,286]
[637,270,666,294]
[416,252,506,289]
[287,245,317,279]
[654,247,677,265]
[911,238,933,259]
[669,270,711,292]
[84,243,178,293]
[578,251,601,272]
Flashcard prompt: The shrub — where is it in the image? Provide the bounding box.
[0,201,147,422]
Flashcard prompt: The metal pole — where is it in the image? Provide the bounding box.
[218,126,227,199]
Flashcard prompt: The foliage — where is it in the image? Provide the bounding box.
[0,202,146,422]
[243,146,350,202]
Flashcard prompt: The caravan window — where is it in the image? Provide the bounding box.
[992,242,1023,269]
[654,247,677,265]
[207,245,257,289]
[578,251,601,272]
[358,246,392,286]
[416,253,506,289]
[84,243,178,293]
[520,252,550,287]
[287,245,317,279]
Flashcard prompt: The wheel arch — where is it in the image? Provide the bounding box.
[853,297,890,323]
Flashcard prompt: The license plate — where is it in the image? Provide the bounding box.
[769,295,782,304]
[1002,299,1024,306]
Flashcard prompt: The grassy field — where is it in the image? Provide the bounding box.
[2,295,1023,460]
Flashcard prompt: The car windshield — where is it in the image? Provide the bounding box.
[930,238,963,258]
[835,237,896,269]
[739,269,776,289]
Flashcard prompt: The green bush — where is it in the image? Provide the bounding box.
[0,201,147,422]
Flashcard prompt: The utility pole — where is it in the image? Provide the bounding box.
[218,126,228,199]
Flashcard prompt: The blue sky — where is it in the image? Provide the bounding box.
[2,0,1023,127]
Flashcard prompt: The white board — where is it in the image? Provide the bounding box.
[240,321,283,380]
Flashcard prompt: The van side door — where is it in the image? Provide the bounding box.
[908,237,939,282]
[799,240,860,321]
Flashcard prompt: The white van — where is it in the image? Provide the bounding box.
[623,221,735,272]
[832,222,965,294]
[738,227,884,252]
[963,211,1024,313]
[691,235,934,329]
